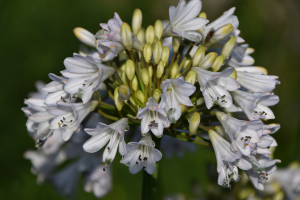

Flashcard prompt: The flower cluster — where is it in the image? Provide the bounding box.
[22,0,281,198]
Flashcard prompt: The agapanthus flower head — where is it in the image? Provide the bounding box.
[22,0,282,198]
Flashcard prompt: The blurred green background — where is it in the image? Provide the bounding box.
[1,0,300,199]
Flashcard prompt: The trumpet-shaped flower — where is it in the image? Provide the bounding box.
[48,101,98,141]
[62,53,115,104]
[162,0,209,42]
[193,67,240,109]
[83,118,128,169]
[161,77,196,122]
[120,133,162,175]
[95,13,143,61]
[137,97,170,138]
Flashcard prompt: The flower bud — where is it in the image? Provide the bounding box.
[175,73,181,79]
[183,58,191,69]
[199,52,217,69]
[118,84,131,101]
[132,75,138,91]
[132,9,142,36]
[188,112,201,136]
[121,22,133,50]
[171,63,178,79]
[211,55,224,72]
[185,70,197,85]
[205,24,233,46]
[121,70,128,85]
[137,90,145,104]
[73,27,96,47]
[125,59,135,80]
[172,37,181,52]
[156,60,164,78]
[114,88,123,111]
[153,40,162,64]
[229,68,237,80]
[141,68,149,85]
[198,12,207,19]
[154,20,163,40]
[143,43,152,63]
[180,104,187,113]
[148,65,153,78]
[153,89,161,102]
[145,25,155,44]
[222,36,237,59]
[137,28,146,45]
[129,96,136,106]
[161,46,170,66]
[192,45,205,67]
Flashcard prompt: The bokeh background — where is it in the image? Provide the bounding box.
[1,0,300,199]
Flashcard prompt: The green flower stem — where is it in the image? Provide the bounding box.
[136,65,146,93]
[114,72,124,85]
[163,51,177,80]
[178,56,187,72]
[145,85,148,105]
[141,137,161,200]
[164,130,211,147]
[97,109,119,121]
[98,101,116,111]
[127,100,138,113]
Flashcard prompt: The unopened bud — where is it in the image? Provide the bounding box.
[125,59,135,80]
[192,45,205,67]
[153,40,162,64]
[132,75,138,91]
[114,88,123,111]
[132,9,142,35]
[199,52,217,69]
[118,84,131,101]
[148,65,153,78]
[180,104,187,113]
[222,36,237,59]
[121,70,128,85]
[137,28,146,45]
[143,43,152,63]
[137,90,145,104]
[141,68,149,85]
[175,72,181,79]
[211,55,224,72]
[145,25,155,44]
[185,70,197,85]
[172,37,181,52]
[171,63,178,79]
[229,68,237,80]
[189,112,201,136]
[183,58,191,69]
[156,60,164,78]
[161,46,170,66]
[129,96,136,106]
[154,20,163,40]
[153,89,161,102]
[121,22,133,50]
[73,27,96,47]
[198,12,207,19]
[205,24,233,46]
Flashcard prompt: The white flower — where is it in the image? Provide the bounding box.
[120,133,162,175]
[161,77,196,122]
[42,73,76,106]
[208,130,241,175]
[83,118,128,169]
[218,161,240,188]
[162,0,208,42]
[235,67,280,92]
[136,97,170,138]
[95,13,143,61]
[192,67,240,109]
[62,53,115,104]
[84,165,112,198]
[252,93,279,120]
[48,100,98,141]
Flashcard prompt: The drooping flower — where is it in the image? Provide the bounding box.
[83,118,128,169]
[95,13,143,61]
[62,53,115,104]
[120,133,162,175]
[162,0,209,42]
[192,67,240,109]
[136,97,170,138]
[161,77,196,122]
[48,101,98,141]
